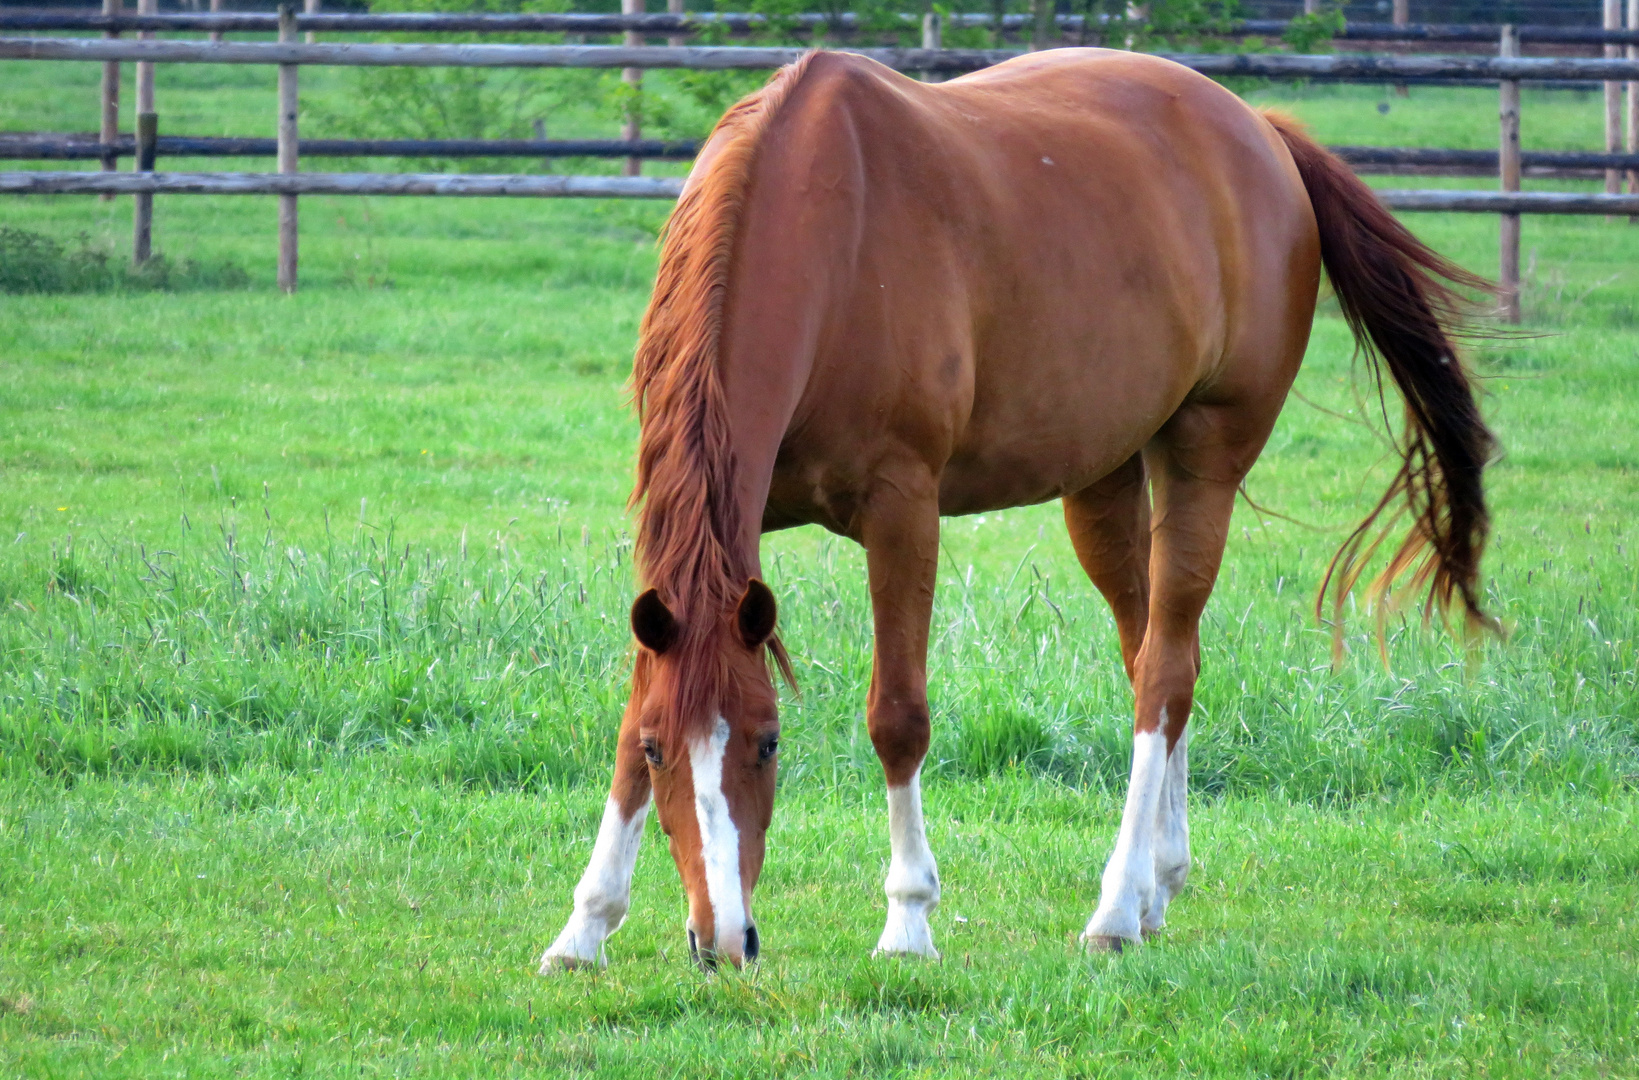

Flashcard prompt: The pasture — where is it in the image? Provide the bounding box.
[1,58,1637,1077]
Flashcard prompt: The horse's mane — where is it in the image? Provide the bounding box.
[628,55,811,739]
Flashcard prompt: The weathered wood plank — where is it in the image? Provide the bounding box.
[4,38,1639,80]
[1379,190,1639,213]
[1,12,1637,47]
[0,134,704,160]
[0,171,688,198]
[14,136,1639,174]
[6,172,1636,213]
[131,0,155,265]
[1499,26,1522,323]
[277,2,298,293]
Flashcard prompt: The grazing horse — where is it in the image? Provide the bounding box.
[541,47,1494,969]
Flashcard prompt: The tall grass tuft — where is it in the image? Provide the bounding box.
[0,226,248,294]
[7,504,1632,802]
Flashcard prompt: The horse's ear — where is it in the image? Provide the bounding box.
[736,579,778,650]
[631,589,679,655]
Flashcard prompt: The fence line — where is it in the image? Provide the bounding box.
[9,170,1639,215]
[0,170,686,197]
[0,134,705,160]
[6,37,1639,79]
[2,11,1637,46]
[11,134,1639,179]
[5,24,1628,304]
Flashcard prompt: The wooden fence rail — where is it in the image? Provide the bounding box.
[9,170,1639,215]
[2,11,1637,46]
[5,38,1639,79]
[0,134,705,160]
[9,134,1639,178]
[0,170,685,197]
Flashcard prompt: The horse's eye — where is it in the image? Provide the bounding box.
[758,736,779,763]
[642,738,663,767]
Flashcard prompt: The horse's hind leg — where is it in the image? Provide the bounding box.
[1063,452,1152,682]
[1064,454,1185,942]
[1082,404,1265,950]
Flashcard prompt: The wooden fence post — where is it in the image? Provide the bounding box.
[666,0,685,49]
[210,0,223,43]
[99,0,121,200]
[1499,24,1521,324]
[621,0,643,177]
[1393,0,1409,96]
[277,2,298,292]
[921,9,941,82]
[1608,0,1623,201]
[305,0,319,46]
[132,0,156,265]
[1629,0,1638,214]
[1030,0,1053,51]
[533,118,550,172]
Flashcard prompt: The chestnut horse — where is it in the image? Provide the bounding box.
[541,47,1494,969]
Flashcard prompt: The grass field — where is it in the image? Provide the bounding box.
[1,58,1637,1077]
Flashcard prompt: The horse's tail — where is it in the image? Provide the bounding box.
[1264,111,1501,659]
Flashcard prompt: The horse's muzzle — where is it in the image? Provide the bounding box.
[687,924,758,970]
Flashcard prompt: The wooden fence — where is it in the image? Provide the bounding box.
[9,37,1639,77]
[4,23,1638,314]
[2,10,1637,47]
[8,134,1639,179]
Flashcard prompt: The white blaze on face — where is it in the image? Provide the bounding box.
[540,795,651,971]
[1083,715,1171,947]
[688,715,746,958]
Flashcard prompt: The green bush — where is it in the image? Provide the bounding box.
[0,226,248,295]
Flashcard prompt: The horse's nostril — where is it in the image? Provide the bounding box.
[744,923,760,961]
[687,928,717,971]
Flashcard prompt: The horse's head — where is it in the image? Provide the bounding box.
[628,579,783,969]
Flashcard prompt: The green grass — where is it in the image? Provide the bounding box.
[3,773,1634,1077]
[1,67,1637,1076]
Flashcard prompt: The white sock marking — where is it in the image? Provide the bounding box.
[875,768,941,958]
[1083,720,1169,946]
[1147,725,1191,934]
[689,716,746,961]
[540,795,649,971]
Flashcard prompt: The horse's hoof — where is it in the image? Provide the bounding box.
[872,946,941,960]
[1081,933,1131,954]
[538,952,599,974]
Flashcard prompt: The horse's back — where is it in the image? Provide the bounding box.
[744,50,1321,523]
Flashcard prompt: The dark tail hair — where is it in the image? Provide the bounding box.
[1265,112,1501,661]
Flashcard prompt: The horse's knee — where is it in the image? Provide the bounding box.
[867,700,931,783]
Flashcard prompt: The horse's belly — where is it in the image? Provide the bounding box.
[936,427,1144,516]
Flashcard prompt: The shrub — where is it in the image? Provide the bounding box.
[0,226,248,295]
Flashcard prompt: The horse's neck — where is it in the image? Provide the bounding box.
[716,366,798,572]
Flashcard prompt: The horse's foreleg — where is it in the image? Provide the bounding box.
[1083,426,1243,951]
[540,707,652,971]
[860,475,943,958]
